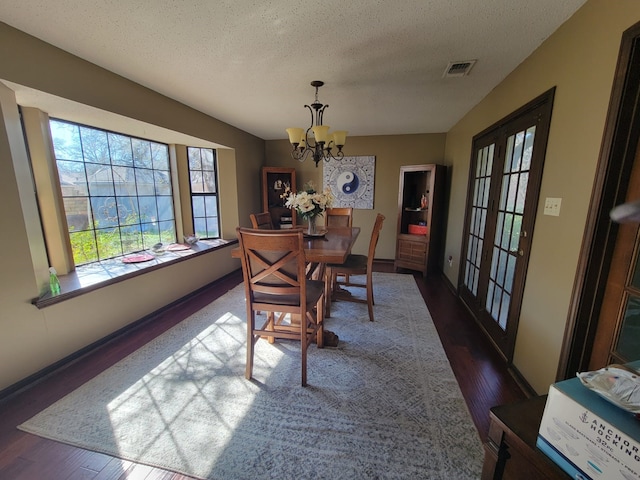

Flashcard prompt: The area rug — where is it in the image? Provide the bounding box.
[19,273,484,479]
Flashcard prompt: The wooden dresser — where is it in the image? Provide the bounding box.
[482,395,568,479]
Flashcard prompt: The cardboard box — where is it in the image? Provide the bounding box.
[537,374,640,480]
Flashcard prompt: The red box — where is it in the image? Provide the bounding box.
[408,224,428,235]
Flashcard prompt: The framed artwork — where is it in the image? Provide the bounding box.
[323,156,375,209]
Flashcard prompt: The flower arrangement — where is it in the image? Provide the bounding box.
[281,181,334,221]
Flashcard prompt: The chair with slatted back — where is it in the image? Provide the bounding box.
[326,207,354,284]
[327,213,385,322]
[325,207,353,228]
[250,212,275,229]
[236,227,325,386]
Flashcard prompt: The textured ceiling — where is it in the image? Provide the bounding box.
[0,0,587,141]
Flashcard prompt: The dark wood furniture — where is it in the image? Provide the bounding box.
[325,207,353,227]
[327,214,385,321]
[232,227,360,264]
[261,166,296,229]
[394,164,446,276]
[249,212,275,229]
[482,395,568,479]
[236,228,325,386]
[232,226,360,313]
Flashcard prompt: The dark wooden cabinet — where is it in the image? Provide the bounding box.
[482,396,568,480]
[394,164,445,276]
[261,167,296,229]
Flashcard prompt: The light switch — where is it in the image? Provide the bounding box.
[544,197,562,216]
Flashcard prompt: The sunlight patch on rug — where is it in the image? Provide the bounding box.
[19,273,484,479]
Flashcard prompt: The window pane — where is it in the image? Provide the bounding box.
[51,121,83,161]
[616,296,640,361]
[91,197,118,228]
[522,126,536,170]
[112,166,136,195]
[157,196,175,222]
[135,169,155,195]
[504,135,514,174]
[64,197,92,233]
[511,131,524,172]
[205,196,218,216]
[69,231,98,265]
[138,196,158,223]
[117,197,140,225]
[86,164,115,196]
[204,171,217,193]
[51,119,175,264]
[96,227,123,259]
[80,127,109,164]
[57,160,88,196]
[515,172,528,214]
[206,218,219,237]
[202,149,214,170]
[108,133,133,166]
[159,221,176,244]
[501,214,513,250]
[132,139,152,168]
[188,148,202,170]
[151,142,169,170]
[154,170,172,195]
[190,171,204,193]
[121,225,143,252]
[194,218,208,239]
[192,196,205,217]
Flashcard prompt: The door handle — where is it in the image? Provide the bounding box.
[509,248,524,256]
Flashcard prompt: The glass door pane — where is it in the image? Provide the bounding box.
[485,126,535,330]
[463,144,494,296]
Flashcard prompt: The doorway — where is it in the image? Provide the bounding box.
[559,21,640,379]
[589,138,640,368]
[459,89,555,361]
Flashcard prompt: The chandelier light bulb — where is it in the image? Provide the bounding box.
[285,81,348,167]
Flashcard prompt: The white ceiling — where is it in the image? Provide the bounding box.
[0,0,587,141]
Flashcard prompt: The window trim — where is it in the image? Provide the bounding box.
[22,107,234,305]
[187,146,221,239]
[49,117,179,266]
[32,238,236,308]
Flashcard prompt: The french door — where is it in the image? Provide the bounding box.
[460,89,554,361]
[589,136,640,369]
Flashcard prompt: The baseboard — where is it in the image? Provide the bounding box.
[440,272,458,295]
[0,269,243,405]
[508,364,539,398]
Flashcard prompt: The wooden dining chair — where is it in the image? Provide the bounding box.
[325,207,353,227]
[236,227,325,386]
[325,207,354,283]
[327,213,385,322]
[249,212,275,229]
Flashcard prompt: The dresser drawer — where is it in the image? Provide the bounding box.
[397,238,427,263]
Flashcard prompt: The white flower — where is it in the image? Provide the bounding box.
[282,183,334,220]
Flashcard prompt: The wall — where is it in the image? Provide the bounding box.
[0,23,264,392]
[443,0,640,393]
[265,134,447,259]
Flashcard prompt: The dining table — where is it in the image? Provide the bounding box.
[231,226,361,344]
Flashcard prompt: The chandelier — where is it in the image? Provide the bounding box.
[286,81,348,168]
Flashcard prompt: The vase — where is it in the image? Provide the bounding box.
[307,216,317,235]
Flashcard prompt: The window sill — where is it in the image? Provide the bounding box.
[33,238,238,308]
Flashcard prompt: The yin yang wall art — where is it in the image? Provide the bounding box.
[323,156,375,209]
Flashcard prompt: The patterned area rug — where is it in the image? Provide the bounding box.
[19,273,483,479]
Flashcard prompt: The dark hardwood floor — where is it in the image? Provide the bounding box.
[0,265,527,479]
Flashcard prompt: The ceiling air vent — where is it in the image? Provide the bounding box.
[443,60,477,78]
